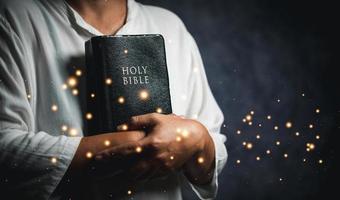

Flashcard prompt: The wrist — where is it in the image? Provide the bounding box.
[182,122,216,185]
[192,121,210,153]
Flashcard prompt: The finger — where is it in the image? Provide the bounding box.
[94,141,142,161]
[128,113,160,130]
[131,160,151,180]
[178,115,186,119]
[136,165,159,182]
[148,167,169,180]
[130,160,160,182]
[95,134,157,163]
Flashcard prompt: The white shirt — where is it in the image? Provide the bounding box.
[0,0,227,199]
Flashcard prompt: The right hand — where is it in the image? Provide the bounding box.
[85,131,146,179]
[58,130,145,199]
[67,130,145,177]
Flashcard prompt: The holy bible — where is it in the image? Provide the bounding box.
[84,34,172,136]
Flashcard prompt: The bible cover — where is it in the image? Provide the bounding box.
[85,34,172,136]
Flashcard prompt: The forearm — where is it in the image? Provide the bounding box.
[183,130,216,185]
[58,131,144,186]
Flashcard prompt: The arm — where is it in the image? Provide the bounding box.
[181,33,227,199]
[0,15,144,199]
[92,30,227,200]
[0,15,82,199]
[55,131,145,198]
[182,125,216,185]
[65,131,145,177]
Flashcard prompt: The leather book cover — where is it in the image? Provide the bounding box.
[84,34,172,136]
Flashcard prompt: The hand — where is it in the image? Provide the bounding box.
[58,130,146,198]
[94,113,212,182]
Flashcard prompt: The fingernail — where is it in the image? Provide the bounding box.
[95,155,103,160]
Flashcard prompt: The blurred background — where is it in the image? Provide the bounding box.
[139,0,339,199]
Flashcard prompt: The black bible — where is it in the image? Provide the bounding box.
[84,34,172,136]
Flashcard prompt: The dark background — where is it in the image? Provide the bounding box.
[139,0,339,199]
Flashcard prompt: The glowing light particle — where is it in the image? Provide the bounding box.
[61,125,68,132]
[266,150,271,154]
[315,108,320,113]
[256,156,261,161]
[86,113,93,120]
[176,136,182,142]
[119,124,128,131]
[236,130,241,135]
[51,104,58,112]
[318,160,323,164]
[181,129,189,138]
[295,132,300,136]
[135,146,142,153]
[139,90,149,100]
[118,96,125,104]
[72,89,78,95]
[75,69,82,76]
[309,124,314,129]
[236,160,241,164]
[284,154,288,158]
[69,128,78,136]
[124,49,128,54]
[285,121,292,128]
[86,152,93,159]
[256,134,261,139]
[267,115,272,120]
[250,111,255,115]
[62,84,68,90]
[307,143,315,150]
[245,115,252,121]
[276,141,281,146]
[90,93,95,98]
[248,121,253,126]
[104,140,111,146]
[316,135,320,139]
[156,107,163,113]
[246,142,253,150]
[274,126,279,130]
[127,190,132,195]
[197,157,204,164]
[51,157,57,164]
[242,142,246,146]
[105,78,112,85]
[170,156,174,160]
[27,94,31,99]
[68,77,77,87]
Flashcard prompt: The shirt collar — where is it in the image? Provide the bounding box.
[64,0,138,36]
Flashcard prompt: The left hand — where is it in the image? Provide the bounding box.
[94,113,212,182]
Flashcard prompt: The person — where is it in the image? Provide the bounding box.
[0,0,227,199]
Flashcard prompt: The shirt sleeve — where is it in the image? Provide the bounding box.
[180,33,228,200]
[0,15,81,199]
